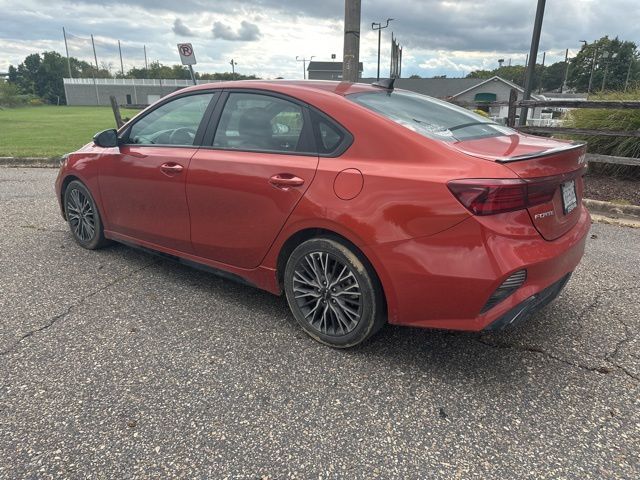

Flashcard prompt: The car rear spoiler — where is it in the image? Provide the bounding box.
[495,142,586,163]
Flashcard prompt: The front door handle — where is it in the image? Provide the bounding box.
[269,174,305,190]
[160,162,184,176]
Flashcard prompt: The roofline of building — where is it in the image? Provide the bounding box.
[449,76,522,98]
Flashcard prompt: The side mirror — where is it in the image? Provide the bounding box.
[93,129,119,148]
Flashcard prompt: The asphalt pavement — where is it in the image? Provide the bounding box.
[1,167,638,479]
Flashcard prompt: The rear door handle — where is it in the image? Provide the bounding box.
[160,162,184,175]
[269,174,305,189]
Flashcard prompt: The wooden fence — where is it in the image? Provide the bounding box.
[454,89,640,167]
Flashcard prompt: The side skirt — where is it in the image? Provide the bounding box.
[104,230,281,295]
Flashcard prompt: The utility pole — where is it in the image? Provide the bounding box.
[519,0,546,126]
[91,34,99,73]
[560,48,569,93]
[342,0,361,82]
[372,18,393,81]
[588,44,599,94]
[62,27,72,78]
[90,34,100,105]
[601,52,616,92]
[144,45,149,75]
[118,40,125,77]
[230,59,237,80]
[538,51,546,94]
[625,57,634,91]
[296,56,314,79]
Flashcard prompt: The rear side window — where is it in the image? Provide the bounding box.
[349,90,515,142]
[128,93,214,146]
[213,92,311,153]
[318,121,343,153]
[310,111,351,156]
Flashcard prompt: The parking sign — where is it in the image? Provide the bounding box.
[177,43,197,65]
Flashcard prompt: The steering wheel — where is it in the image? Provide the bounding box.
[168,127,197,145]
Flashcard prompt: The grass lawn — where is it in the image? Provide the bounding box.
[0,105,140,158]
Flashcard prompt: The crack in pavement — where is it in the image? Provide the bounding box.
[475,334,639,383]
[0,261,158,356]
[475,284,640,383]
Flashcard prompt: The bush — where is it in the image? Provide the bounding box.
[0,82,23,107]
[565,89,640,178]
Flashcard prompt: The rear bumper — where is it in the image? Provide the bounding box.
[363,206,591,331]
[483,272,571,331]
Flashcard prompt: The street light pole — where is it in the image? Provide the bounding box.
[296,56,314,79]
[519,0,546,126]
[371,18,393,81]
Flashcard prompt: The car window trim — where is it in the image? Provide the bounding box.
[200,88,319,157]
[119,90,221,148]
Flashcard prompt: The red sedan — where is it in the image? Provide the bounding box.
[55,80,590,347]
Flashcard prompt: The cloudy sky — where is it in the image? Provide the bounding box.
[0,0,638,79]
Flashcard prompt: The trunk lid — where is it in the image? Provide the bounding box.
[453,134,587,241]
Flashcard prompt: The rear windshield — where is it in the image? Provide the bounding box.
[348,90,515,142]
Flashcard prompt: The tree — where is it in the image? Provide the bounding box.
[467,64,551,92]
[408,74,422,79]
[7,51,262,104]
[494,65,527,86]
[198,72,259,80]
[540,61,567,91]
[568,36,639,92]
[8,51,112,104]
[466,69,494,79]
[39,52,68,104]
[15,53,42,95]
[0,82,23,107]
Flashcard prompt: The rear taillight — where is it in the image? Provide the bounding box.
[447,178,558,216]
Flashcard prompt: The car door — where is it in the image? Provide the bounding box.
[99,92,217,253]
[187,90,319,269]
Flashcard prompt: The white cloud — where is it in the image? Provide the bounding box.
[173,19,195,37]
[212,21,261,42]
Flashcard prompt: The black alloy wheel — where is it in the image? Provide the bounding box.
[284,238,385,348]
[64,180,109,249]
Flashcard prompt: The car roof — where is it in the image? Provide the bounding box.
[182,79,381,97]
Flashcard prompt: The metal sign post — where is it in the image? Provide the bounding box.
[177,43,197,85]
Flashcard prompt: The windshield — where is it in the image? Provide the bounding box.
[348,90,515,142]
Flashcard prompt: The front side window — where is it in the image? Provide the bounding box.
[213,93,307,153]
[128,93,214,146]
[349,90,514,142]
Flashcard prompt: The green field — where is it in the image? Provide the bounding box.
[0,106,139,158]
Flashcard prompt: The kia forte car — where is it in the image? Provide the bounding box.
[55,79,590,348]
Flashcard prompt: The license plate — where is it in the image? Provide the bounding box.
[561,180,577,214]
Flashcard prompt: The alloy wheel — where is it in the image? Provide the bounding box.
[292,251,362,336]
[66,188,96,242]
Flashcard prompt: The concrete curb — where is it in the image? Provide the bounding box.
[583,198,640,220]
[590,213,640,229]
[0,157,61,168]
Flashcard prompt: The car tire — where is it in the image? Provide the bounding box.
[284,237,385,348]
[63,180,110,250]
